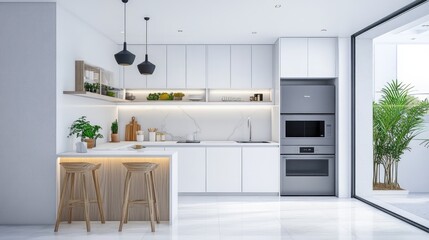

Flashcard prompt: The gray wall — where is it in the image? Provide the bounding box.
[0,3,56,224]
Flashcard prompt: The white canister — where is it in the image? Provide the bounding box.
[136,135,144,142]
[149,132,156,142]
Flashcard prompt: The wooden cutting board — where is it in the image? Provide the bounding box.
[125,116,141,141]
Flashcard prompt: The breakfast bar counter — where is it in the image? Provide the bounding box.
[56,150,178,224]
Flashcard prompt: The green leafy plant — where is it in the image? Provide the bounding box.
[68,116,103,142]
[373,80,429,189]
[111,119,118,134]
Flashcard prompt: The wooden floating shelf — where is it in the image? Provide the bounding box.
[63,91,129,103]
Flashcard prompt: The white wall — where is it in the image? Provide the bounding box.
[118,106,272,141]
[355,38,374,197]
[56,4,119,153]
[374,43,397,100]
[0,2,56,224]
[337,38,351,198]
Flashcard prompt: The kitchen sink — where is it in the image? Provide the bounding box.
[236,141,271,143]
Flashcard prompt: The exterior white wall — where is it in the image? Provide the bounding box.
[355,38,374,197]
[0,3,56,224]
[373,44,429,192]
[56,4,119,153]
[374,43,397,100]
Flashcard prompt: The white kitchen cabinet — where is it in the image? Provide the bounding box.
[231,45,251,89]
[280,38,337,78]
[166,147,206,193]
[207,147,241,192]
[167,45,186,88]
[146,45,167,88]
[308,38,337,78]
[252,45,273,88]
[280,38,308,78]
[123,45,147,88]
[186,45,206,88]
[207,45,231,88]
[242,147,279,192]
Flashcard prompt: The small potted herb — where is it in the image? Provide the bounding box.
[111,119,119,142]
[173,92,185,100]
[68,116,103,149]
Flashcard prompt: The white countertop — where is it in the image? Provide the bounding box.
[58,141,278,157]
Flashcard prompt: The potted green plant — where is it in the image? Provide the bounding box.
[68,116,103,149]
[111,119,119,142]
[84,82,92,92]
[373,80,429,190]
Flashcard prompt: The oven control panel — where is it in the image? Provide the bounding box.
[299,147,314,153]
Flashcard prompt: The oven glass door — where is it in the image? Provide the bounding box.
[286,159,329,176]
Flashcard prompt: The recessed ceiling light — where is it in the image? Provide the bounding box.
[411,38,417,40]
[252,32,257,34]
[178,30,183,33]
[275,4,282,8]
[422,24,429,27]
[321,29,327,32]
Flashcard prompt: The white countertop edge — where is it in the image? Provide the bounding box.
[95,141,279,149]
[58,150,177,157]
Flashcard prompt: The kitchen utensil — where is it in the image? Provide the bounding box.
[125,117,141,141]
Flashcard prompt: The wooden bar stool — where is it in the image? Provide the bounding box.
[119,162,160,232]
[54,162,105,232]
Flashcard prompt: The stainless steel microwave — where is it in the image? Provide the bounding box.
[280,114,335,146]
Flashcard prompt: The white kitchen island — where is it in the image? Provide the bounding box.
[57,150,178,224]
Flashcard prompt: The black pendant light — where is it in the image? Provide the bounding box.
[114,0,135,66]
[137,17,156,75]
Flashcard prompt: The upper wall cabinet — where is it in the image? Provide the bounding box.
[186,45,206,88]
[123,45,146,88]
[207,45,231,88]
[231,45,252,89]
[146,45,167,88]
[280,38,337,79]
[252,45,273,88]
[167,45,186,89]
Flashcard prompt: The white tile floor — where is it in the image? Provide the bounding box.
[1,196,429,240]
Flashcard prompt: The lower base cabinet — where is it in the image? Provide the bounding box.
[207,147,242,192]
[163,146,279,193]
[165,147,206,192]
[242,147,279,192]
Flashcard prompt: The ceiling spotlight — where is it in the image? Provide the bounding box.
[252,32,257,34]
[411,38,417,40]
[321,29,327,32]
[422,24,429,27]
[178,30,183,33]
[275,4,282,8]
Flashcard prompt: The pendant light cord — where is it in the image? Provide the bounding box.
[145,19,148,54]
[123,2,127,42]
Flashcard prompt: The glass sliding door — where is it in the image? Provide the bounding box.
[353,0,429,231]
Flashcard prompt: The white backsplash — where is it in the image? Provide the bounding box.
[118,106,272,141]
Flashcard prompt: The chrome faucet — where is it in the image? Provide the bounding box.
[247,117,252,141]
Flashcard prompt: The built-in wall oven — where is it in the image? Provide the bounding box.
[280,84,336,196]
[280,146,335,195]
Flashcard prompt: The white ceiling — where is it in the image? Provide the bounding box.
[54,0,414,44]
[376,14,429,43]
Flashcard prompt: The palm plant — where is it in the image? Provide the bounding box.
[373,80,429,189]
